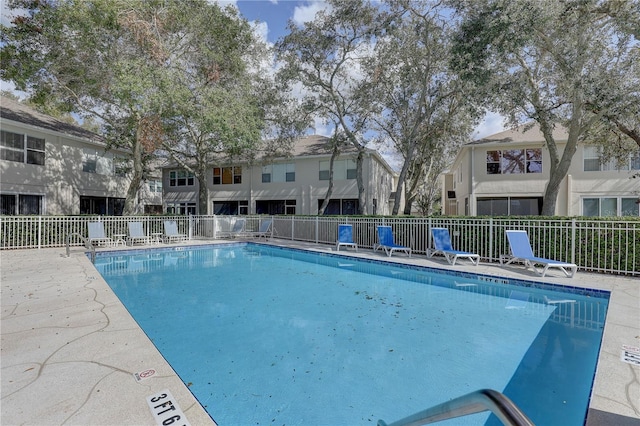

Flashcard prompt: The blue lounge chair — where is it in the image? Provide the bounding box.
[127,222,149,246]
[163,220,187,243]
[336,224,357,251]
[375,225,411,257]
[501,230,577,278]
[87,221,113,247]
[428,228,479,266]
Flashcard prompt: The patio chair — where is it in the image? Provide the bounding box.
[251,219,273,239]
[127,222,150,246]
[87,221,113,247]
[336,224,357,252]
[375,225,411,257]
[500,230,577,278]
[427,227,479,266]
[218,218,246,239]
[163,220,187,243]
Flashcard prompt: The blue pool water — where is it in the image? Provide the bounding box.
[94,244,609,426]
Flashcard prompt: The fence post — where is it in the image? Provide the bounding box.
[571,218,576,265]
[489,218,494,263]
[188,214,193,240]
[38,215,42,249]
[427,217,432,252]
[315,216,319,244]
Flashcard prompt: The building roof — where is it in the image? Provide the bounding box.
[469,124,569,146]
[278,134,396,174]
[288,134,358,156]
[0,96,103,143]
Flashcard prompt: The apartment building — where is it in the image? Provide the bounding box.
[162,135,398,215]
[0,96,162,215]
[443,125,640,216]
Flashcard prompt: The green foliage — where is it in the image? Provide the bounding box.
[449,0,640,215]
[1,0,304,215]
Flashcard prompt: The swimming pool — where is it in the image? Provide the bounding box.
[94,243,609,425]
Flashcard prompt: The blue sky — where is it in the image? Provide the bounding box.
[219,0,328,44]
[237,1,302,43]
[227,0,505,141]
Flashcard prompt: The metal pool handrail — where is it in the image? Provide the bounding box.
[66,232,95,263]
[377,389,535,426]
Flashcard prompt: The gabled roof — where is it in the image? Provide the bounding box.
[0,96,103,143]
[277,134,396,174]
[288,134,359,156]
[469,124,569,146]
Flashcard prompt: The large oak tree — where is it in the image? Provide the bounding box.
[1,0,298,215]
[451,0,639,215]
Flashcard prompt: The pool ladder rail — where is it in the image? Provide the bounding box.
[66,232,96,263]
[377,389,534,426]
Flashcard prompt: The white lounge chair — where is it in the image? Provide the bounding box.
[253,219,273,239]
[427,228,479,266]
[163,220,187,243]
[218,218,246,239]
[500,230,577,278]
[375,225,411,257]
[127,222,150,246]
[239,219,272,239]
[87,221,113,247]
[336,224,358,251]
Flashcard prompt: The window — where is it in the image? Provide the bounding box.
[148,180,163,193]
[82,149,115,175]
[318,199,359,215]
[285,199,296,215]
[583,197,639,217]
[166,202,196,215]
[212,200,248,215]
[80,196,125,215]
[255,200,287,215]
[213,166,242,185]
[169,170,195,187]
[1,194,43,215]
[82,149,97,173]
[319,159,357,180]
[486,149,542,175]
[239,200,249,215]
[114,157,129,177]
[262,163,295,183]
[1,130,45,165]
[477,197,542,216]
[584,146,640,171]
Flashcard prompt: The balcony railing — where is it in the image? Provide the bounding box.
[1,215,638,276]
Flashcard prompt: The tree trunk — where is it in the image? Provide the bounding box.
[123,131,143,215]
[540,111,581,216]
[197,169,209,215]
[355,149,366,214]
[393,139,417,215]
[318,144,340,215]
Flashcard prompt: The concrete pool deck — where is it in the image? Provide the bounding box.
[1,240,638,425]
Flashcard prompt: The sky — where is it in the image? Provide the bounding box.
[222,0,506,142]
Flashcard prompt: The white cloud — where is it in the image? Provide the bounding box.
[208,0,238,8]
[0,80,27,100]
[250,20,270,45]
[473,111,507,140]
[292,1,331,26]
[1,2,28,27]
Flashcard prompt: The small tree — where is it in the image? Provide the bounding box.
[277,0,392,214]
